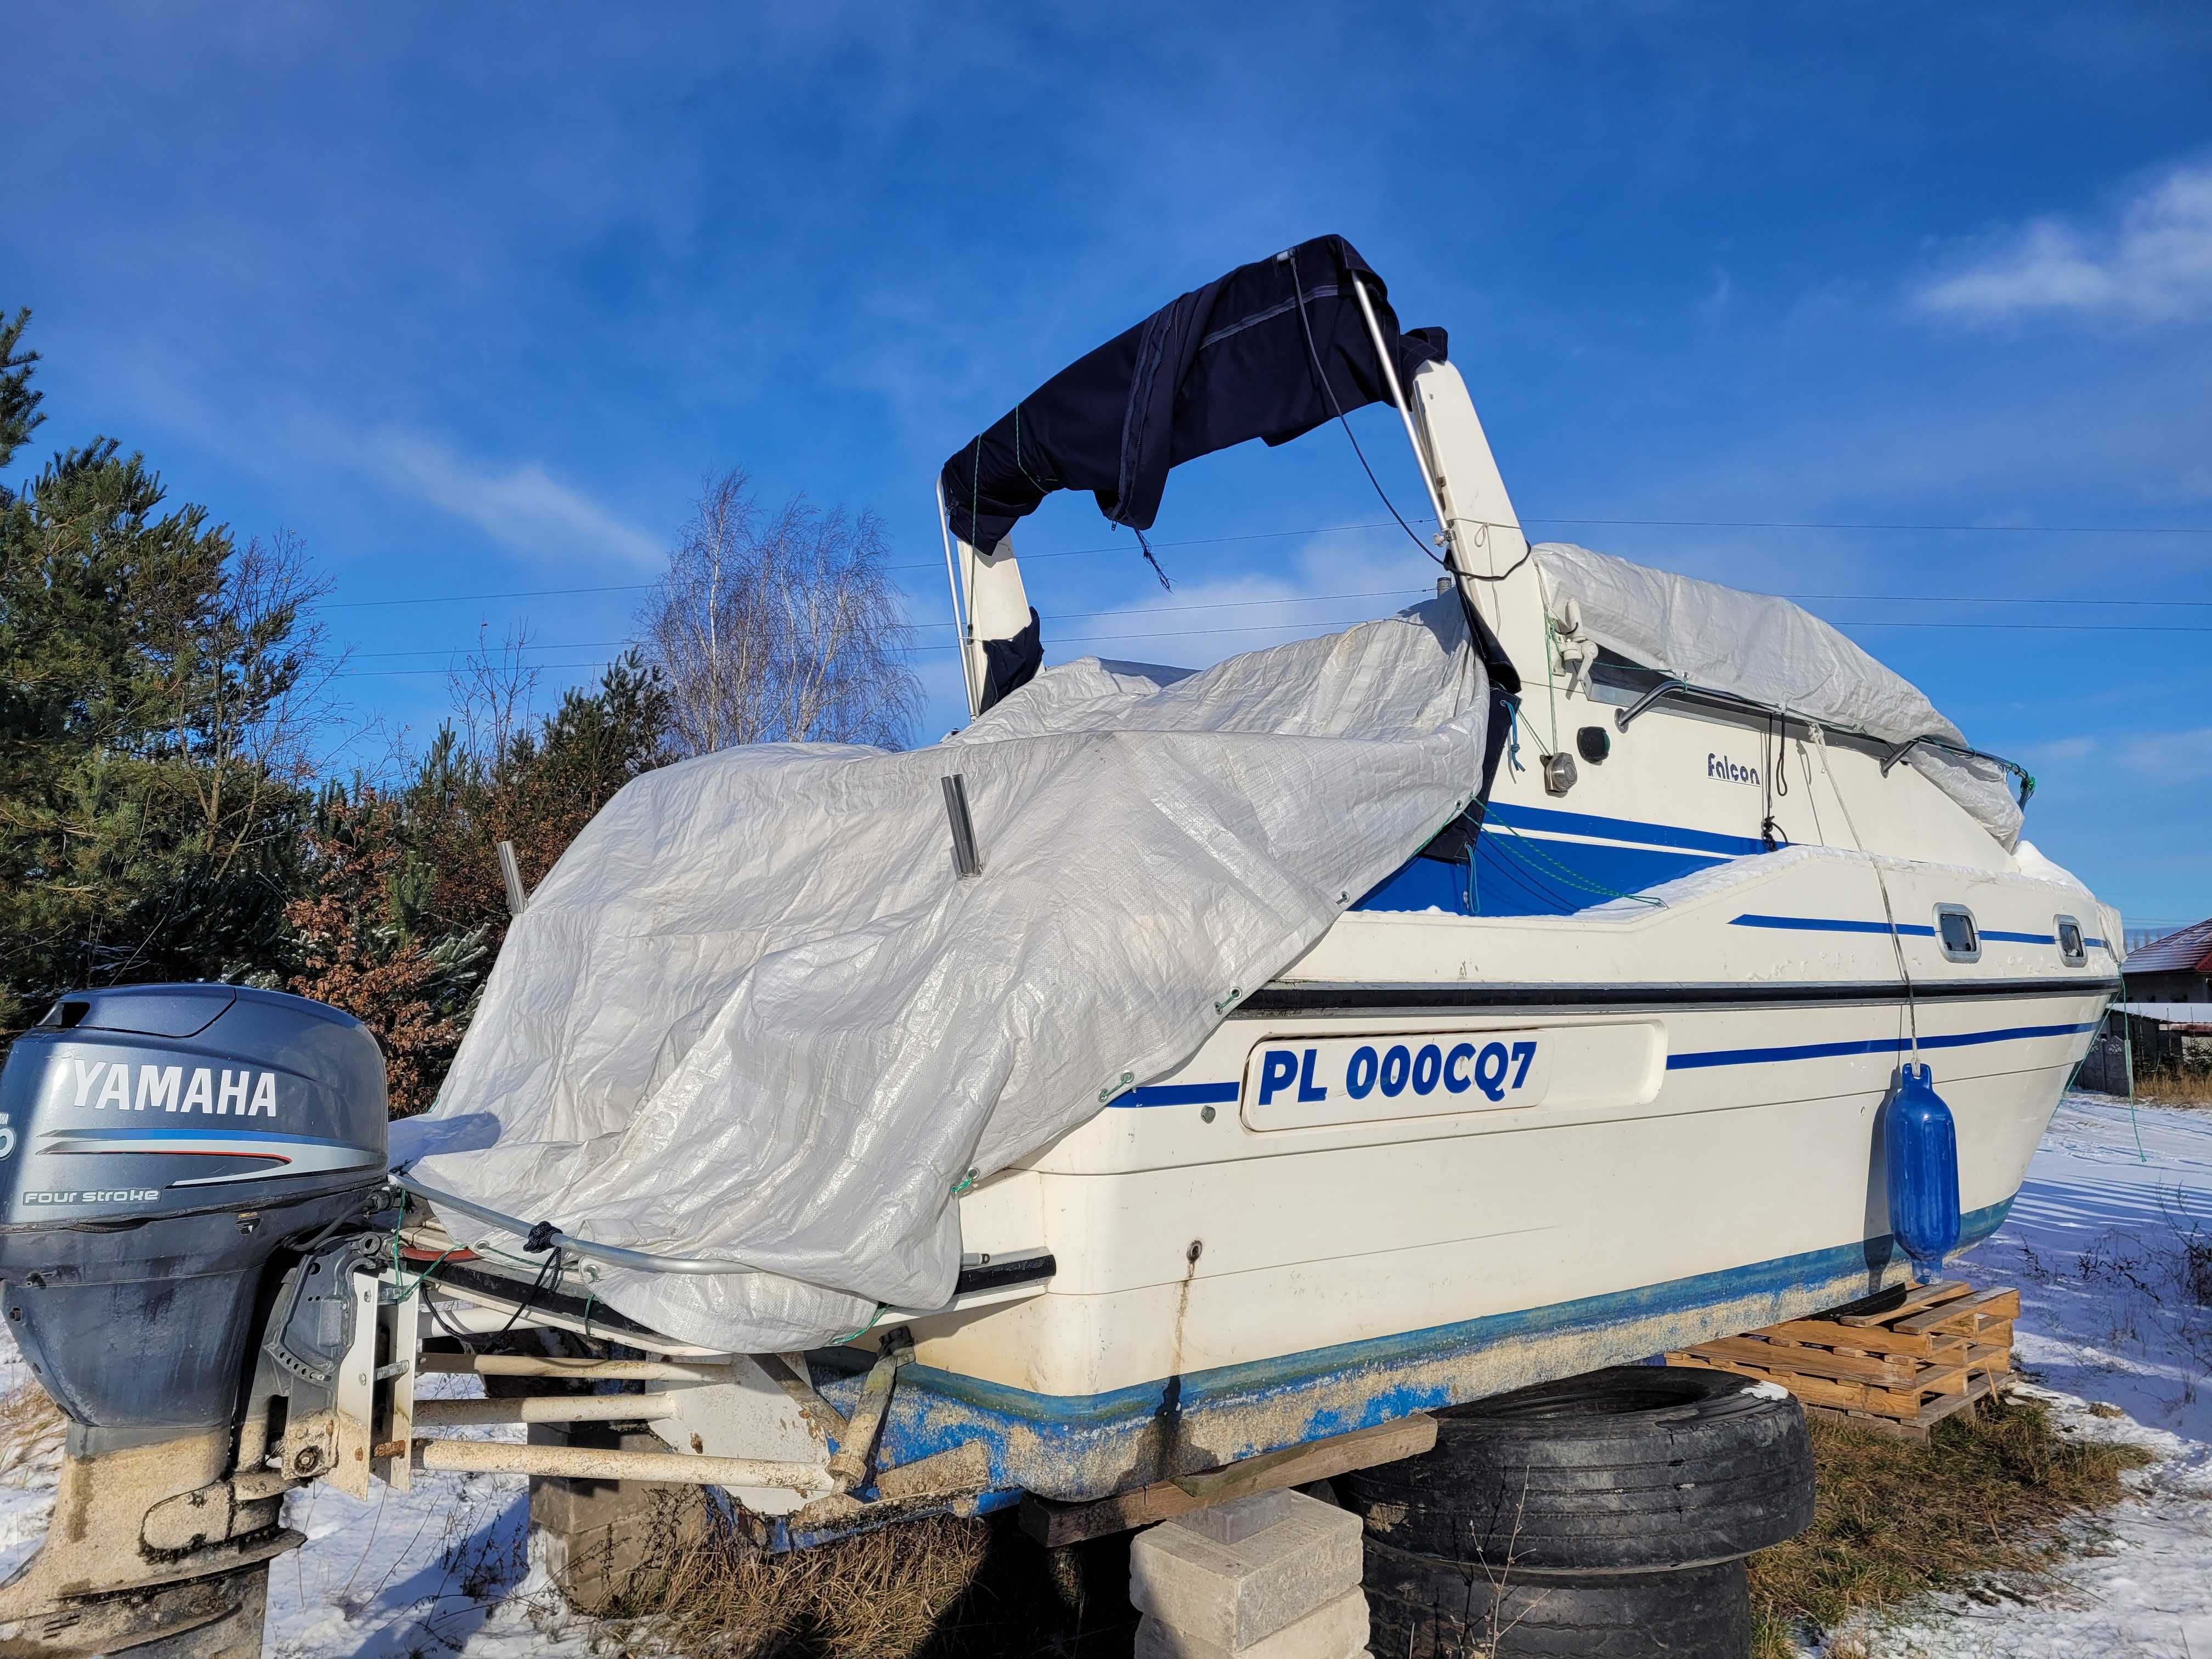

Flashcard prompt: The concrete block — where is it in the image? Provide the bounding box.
[1135,1587,1368,1659]
[1179,1488,1310,1547]
[528,1425,706,1615]
[1130,1490,1363,1650]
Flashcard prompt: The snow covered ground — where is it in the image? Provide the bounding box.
[1,1091,2208,1657]
[1816,1094,2212,1658]
[0,1345,599,1657]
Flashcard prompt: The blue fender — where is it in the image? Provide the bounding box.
[1884,1062,1961,1266]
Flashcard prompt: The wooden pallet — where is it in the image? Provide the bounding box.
[1667,1279,2019,1441]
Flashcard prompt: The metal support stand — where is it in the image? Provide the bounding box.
[826,1330,913,1490]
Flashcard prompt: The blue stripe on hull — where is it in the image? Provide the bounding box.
[1733,914,2064,949]
[1124,1020,2097,1106]
[1486,803,1770,858]
[1122,1081,1239,1108]
[1733,912,1936,937]
[795,1199,2014,1528]
[1669,1019,2100,1070]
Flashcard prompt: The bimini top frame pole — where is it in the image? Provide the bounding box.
[936,478,980,718]
[1348,275,1454,572]
[395,1171,788,1279]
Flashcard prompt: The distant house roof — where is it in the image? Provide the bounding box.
[2123,917,2212,975]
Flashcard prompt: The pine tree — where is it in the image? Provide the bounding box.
[0,309,44,476]
[0,312,326,1034]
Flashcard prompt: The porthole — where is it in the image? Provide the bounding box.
[1934,904,1980,963]
[2055,915,2086,967]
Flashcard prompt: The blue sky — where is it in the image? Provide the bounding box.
[10,4,2211,922]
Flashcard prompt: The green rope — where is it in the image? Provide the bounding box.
[1488,701,1661,908]
[1487,814,1664,908]
[1510,699,1553,768]
[1010,404,1052,495]
[390,1248,460,1302]
[830,1305,885,1346]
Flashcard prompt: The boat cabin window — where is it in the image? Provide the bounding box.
[2055,915,2086,966]
[1934,905,1980,962]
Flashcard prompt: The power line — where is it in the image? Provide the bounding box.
[1528,517,2212,534]
[1787,593,2212,608]
[347,639,634,661]
[335,608,2212,680]
[889,514,2212,568]
[346,586,1437,658]
[337,662,624,678]
[963,617,2207,646]
[1835,620,2212,632]
[335,588,2212,661]
[316,515,2212,605]
[325,582,653,610]
[335,601,2212,668]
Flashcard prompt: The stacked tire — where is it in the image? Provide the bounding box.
[1340,1366,1814,1657]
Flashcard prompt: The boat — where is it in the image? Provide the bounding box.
[831,234,2120,1523]
[394,233,2115,1532]
[0,235,2120,1650]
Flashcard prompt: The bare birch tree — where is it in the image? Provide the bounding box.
[445,622,541,770]
[640,470,919,755]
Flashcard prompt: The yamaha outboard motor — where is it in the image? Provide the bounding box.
[0,985,390,1657]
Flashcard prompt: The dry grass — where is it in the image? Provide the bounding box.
[603,1505,1138,1658]
[605,1510,986,1658]
[0,1383,65,1487]
[1746,1393,2151,1657]
[2135,1068,2212,1108]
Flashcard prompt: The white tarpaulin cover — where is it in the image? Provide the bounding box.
[403,596,1488,1353]
[1532,543,2023,848]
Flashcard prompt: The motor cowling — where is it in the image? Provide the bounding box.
[0,984,389,1445]
[0,985,393,1655]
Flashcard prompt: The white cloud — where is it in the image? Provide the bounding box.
[1915,160,2212,324]
[1037,532,1446,673]
[2029,736,2097,765]
[2118,727,2212,783]
[367,428,663,568]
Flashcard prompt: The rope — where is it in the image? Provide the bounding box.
[1814,726,1918,1061]
[1009,404,1054,495]
[1760,710,1791,851]
[391,1248,461,1302]
[1285,249,1446,573]
[1485,815,1664,909]
[1511,698,1559,765]
[830,1306,885,1346]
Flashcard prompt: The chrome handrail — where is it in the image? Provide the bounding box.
[1878,735,1928,776]
[1609,679,2034,807]
[394,1172,769,1278]
[1878,732,2036,805]
[1612,677,1691,730]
